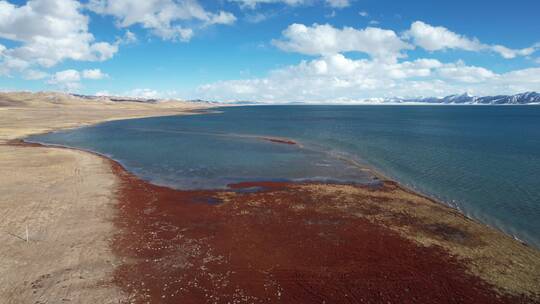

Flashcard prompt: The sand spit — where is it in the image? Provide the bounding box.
[260,137,297,145]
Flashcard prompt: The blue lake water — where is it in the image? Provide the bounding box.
[29,105,540,248]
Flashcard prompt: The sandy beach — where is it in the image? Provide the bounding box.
[1,92,539,303]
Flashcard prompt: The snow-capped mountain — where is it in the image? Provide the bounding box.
[401,92,540,105]
[67,91,540,105]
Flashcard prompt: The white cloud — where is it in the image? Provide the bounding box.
[123,30,138,44]
[0,57,30,76]
[48,69,81,90]
[23,69,49,80]
[125,88,161,99]
[47,68,108,91]
[325,0,350,8]
[208,11,237,26]
[95,90,110,96]
[53,70,81,83]
[358,11,368,17]
[87,0,236,42]
[0,0,119,75]
[436,61,496,83]
[405,21,483,52]
[197,53,540,103]
[406,21,539,59]
[123,88,181,99]
[229,0,306,9]
[195,21,539,102]
[273,23,411,62]
[490,44,536,59]
[82,69,108,80]
[231,0,349,9]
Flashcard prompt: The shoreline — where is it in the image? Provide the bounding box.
[17,118,538,250]
[0,94,213,303]
[1,138,125,303]
[22,131,520,247]
[2,107,215,143]
[7,135,540,303]
[1,97,539,302]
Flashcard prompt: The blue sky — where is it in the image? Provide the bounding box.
[0,0,539,103]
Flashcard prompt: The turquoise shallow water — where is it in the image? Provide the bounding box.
[29,105,540,248]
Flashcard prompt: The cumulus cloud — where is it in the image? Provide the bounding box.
[95,90,110,96]
[490,44,537,59]
[47,68,108,91]
[325,0,350,8]
[87,0,236,42]
[208,11,237,26]
[23,69,49,80]
[273,23,411,62]
[95,88,181,99]
[48,69,81,90]
[229,0,306,9]
[197,53,540,103]
[195,21,540,102]
[436,61,496,83]
[406,21,539,59]
[123,30,138,44]
[125,88,161,99]
[405,21,483,52]
[82,69,108,80]
[231,0,349,9]
[0,0,120,79]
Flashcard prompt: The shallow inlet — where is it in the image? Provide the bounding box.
[27,105,540,249]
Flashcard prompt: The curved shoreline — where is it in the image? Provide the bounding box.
[2,98,539,303]
[6,136,540,303]
[20,117,532,248]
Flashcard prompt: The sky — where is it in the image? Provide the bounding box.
[0,0,539,103]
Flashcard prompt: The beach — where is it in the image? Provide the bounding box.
[1,92,539,303]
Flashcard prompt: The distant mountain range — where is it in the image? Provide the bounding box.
[69,92,540,105]
[228,92,540,105]
[366,92,540,105]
